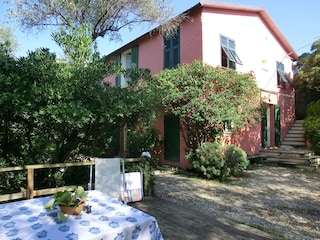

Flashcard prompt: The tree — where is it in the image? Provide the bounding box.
[293,39,320,119]
[0,40,161,191]
[0,25,18,54]
[6,0,186,42]
[293,39,320,91]
[153,60,262,155]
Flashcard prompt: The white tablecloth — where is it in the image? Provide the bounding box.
[0,190,163,240]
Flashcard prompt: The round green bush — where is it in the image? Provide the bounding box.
[304,100,320,154]
[224,144,249,177]
[187,142,249,181]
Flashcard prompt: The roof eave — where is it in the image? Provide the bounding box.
[107,1,299,61]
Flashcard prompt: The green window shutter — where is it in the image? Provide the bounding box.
[164,38,171,69]
[131,46,138,71]
[164,114,180,162]
[163,28,180,69]
[115,54,121,87]
[275,105,281,147]
[172,29,180,67]
[261,105,268,148]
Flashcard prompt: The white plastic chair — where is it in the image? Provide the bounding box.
[89,157,144,203]
[92,158,126,202]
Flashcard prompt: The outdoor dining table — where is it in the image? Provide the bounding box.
[0,190,163,240]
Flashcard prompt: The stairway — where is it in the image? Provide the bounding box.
[258,120,320,169]
[280,120,306,148]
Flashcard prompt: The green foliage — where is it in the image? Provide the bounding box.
[52,21,97,64]
[224,145,249,177]
[294,39,320,92]
[0,43,160,191]
[187,142,224,179]
[187,142,249,182]
[44,186,87,210]
[303,100,320,154]
[153,60,261,155]
[7,0,181,42]
[0,25,18,54]
[44,186,87,222]
[126,124,162,157]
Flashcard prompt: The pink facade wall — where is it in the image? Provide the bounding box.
[180,8,203,64]
[279,87,296,141]
[106,4,297,169]
[138,35,163,75]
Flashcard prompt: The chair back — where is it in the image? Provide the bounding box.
[95,158,124,200]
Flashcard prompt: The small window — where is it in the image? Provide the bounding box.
[220,35,242,69]
[115,46,138,88]
[164,29,180,69]
[224,120,235,133]
[276,61,287,87]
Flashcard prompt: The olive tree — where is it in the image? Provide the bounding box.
[6,0,186,41]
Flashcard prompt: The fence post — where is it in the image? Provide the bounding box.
[27,168,34,199]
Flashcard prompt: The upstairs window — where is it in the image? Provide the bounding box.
[276,61,287,88]
[164,29,180,69]
[115,46,138,88]
[220,35,242,70]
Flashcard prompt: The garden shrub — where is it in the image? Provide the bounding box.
[126,124,161,158]
[187,142,249,181]
[224,145,249,177]
[303,100,320,154]
[187,142,225,180]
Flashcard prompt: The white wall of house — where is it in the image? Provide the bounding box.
[201,11,294,93]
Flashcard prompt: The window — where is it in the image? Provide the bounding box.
[224,120,235,133]
[276,61,287,88]
[164,29,180,69]
[220,35,242,69]
[115,46,138,88]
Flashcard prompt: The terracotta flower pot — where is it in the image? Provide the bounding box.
[59,201,85,215]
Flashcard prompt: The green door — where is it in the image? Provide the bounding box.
[261,105,268,148]
[275,105,281,147]
[164,114,180,162]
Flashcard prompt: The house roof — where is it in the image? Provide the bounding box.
[107,1,299,61]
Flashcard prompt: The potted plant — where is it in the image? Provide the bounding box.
[44,186,87,222]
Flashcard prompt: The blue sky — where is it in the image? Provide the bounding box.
[1,0,319,57]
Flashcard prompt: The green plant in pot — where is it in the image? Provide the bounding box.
[44,186,87,222]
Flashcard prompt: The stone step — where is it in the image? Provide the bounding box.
[288,128,304,135]
[290,121,303,125]
[264,154,319,161]
[285,133,304,138]
[282,136,305,141]
[288,128,304,132]
[260,149,314,157]
[281,141,306,147]
[264,157,310,165]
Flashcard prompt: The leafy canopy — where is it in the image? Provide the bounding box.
[6,0,186,41]
[294,39,320,91]
[0,25,18,54]
[153,60,261,152]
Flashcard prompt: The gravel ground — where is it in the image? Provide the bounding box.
[154,165,320,240]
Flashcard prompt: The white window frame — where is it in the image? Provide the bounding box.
[220,35,242,68]
[276,61,288,87]
[120,50,132,88]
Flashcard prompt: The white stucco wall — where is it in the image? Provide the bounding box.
[201,11,293,93]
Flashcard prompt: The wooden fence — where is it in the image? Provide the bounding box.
[0,158,138,202]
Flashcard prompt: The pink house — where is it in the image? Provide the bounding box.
[106,1,299,169]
